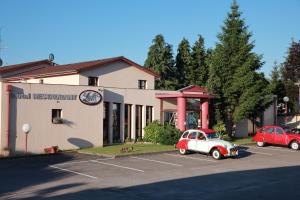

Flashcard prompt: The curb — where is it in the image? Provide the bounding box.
[0,151,67,160]
[77,149,178,159]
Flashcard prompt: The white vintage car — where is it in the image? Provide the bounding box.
[175,129,238,160]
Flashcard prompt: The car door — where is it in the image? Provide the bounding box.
[187,131,198,151]
[274,128,287,145]
[264,127,275,143]
[196,131,209,153]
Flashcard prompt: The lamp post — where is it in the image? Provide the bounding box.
[22,123,31,153]
[283,96,289,125]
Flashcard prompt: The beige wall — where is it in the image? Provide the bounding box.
[25,74,80,85]
[79,61,155,89]
[0,83,103,155]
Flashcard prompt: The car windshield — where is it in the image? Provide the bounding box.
[206,133,219,139]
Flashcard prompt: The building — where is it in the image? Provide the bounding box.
[0,56,213,156]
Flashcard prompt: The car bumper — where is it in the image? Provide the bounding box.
[225,147,239,157]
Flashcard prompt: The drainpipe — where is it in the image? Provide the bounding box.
[6,84,12,151]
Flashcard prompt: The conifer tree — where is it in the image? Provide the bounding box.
[207,1,271,135]
[190,35,208,87]
[144,34,175,89]
[282,40,300,113]
[175,38,192,89]
[268,62,286,113]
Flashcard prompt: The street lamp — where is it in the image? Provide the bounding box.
[283,96,289,125]
[22,123,31,153]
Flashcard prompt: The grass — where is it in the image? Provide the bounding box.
[223,135,255,145]
[78,143,176,156]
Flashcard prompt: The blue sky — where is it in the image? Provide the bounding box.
[0,0,299,77]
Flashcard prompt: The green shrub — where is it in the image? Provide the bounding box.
[213,121,226,138]
[159,124,182,145]
[143,121,181,145]
[143,120,164,143]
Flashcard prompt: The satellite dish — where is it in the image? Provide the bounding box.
[0,58,3,66]
[48,53,54,62]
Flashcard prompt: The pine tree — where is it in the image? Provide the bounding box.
[190,35,208,87]
[144,34,175,89]
[283,40,300,82]
[175,38,192,89]
[282,40,300,113]
[206,1,271,136]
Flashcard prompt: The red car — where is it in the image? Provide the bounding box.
[253,125,300,150]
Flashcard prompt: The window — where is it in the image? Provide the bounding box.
[188,131,197,139]
[138,80,147,89]
[135,105,143,139]
[88,77,98,86]
[146,106,153,125]
[103,102,109,144]
[197,132,205,140]
[125,104,132,141]
[182,131,189,138]
[265,128,274,134]
[52,109,63,124]
[276,128,284,134]
[112,103,121,143]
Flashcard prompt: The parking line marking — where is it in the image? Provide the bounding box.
[242,150,272,156]
[53,158,114,166]
[90,160,145,173]
[54,160,91,166]
[49,165,98,179]
[131,156,183,167]
[164,153,216,162]
[266,147,296,152]
[250,146,296,153]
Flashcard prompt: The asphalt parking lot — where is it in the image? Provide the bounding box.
[1,145,300,200]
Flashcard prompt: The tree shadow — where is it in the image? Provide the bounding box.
[0,152,99,197]
[68,138,94,148]
[7,165,300,200]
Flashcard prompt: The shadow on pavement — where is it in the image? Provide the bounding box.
[2,162,300,200]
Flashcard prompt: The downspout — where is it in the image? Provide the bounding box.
[6,84,12,151]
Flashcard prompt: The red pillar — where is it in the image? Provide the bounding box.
[201,99,209,129]
[177,97,186,131]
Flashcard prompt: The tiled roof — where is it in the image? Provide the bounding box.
[6,56,160,80]
[0,59,54,74]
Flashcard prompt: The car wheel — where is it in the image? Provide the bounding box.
[257,141,265,147]
[179,148,187,155]
[212,149,222,160]
[290,141,299,150]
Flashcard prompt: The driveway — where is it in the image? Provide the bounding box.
[0,145,300,200]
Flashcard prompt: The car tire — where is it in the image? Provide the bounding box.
[290,141,299,150]
[211,149,222,160]
[179,148,187,155]
[257,141,265,147]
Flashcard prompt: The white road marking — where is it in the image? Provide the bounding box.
[54,160,91,166]
[266,147,297,152]
[49,165,98,179]
[164,153,216,162]
[53,158,114,166]
[90,160,145,172]
[250,146,296,153]
[131,156,183,167]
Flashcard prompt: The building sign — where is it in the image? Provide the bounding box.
[79,90,102,106]
[12,93,77,100]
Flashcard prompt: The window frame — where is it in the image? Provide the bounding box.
[52,109,63,124]
[138,80,147,89]
[88,76,99,86]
